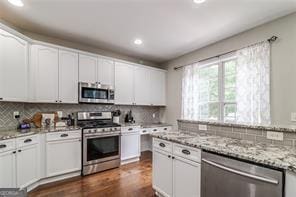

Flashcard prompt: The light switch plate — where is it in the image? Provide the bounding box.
[291,112,296,122]
[266,131,284,141]
[199,124,207,131]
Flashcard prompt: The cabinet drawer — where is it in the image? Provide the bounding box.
[140,128,152,135]
[121,126,141,134]
[17,135,39,148]
[0,139,15,153]
[153,138,172,153]
[173,143,201,163]
[160,126,172,132]
[150,127,160,133]
[46,130,81,142]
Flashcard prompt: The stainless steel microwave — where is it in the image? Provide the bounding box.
[79,82,115,104]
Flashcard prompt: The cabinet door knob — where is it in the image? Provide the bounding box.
[159,143,165,148]
[60,133,69,137]
[182,149,191,155]
[164,128,167,131]
[0,144,7,149]
[24,139,32,143]
[168,155,171,158]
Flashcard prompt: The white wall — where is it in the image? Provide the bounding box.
[163,12,296,128]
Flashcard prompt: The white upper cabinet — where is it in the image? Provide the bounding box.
[78,54,97,83]
[115,62,135,105]
[0,29,28,102]
[134,66,151,105]
[31,45,59,103]
[59,50,79,103]
[150,70,166,106]
[97,58,115,86]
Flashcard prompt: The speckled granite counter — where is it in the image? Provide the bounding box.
[151,131,296,173]
[120,122,172,128]
[0,126,81,141]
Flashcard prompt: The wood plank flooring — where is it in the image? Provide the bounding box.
[29,151,154,197]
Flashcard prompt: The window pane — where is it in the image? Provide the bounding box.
[225,87,236,102]
[225,74,236,88]
[224,103,236,122]
[198,103,219,121]
[209,79,218,101]
[199,64,218,79]
[224,60,236,75]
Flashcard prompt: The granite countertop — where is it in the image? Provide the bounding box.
[120,122,172,128]
[0,126,81,141]
[151,131,296,173]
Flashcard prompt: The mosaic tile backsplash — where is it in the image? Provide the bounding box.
[0,102,165,130]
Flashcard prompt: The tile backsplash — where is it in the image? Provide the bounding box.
[178,120,296,147]
[0,102,165,130]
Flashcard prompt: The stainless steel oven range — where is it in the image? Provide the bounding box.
[77,111,121,176]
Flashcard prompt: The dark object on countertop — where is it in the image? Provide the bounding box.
[19,123,31,130]
[112,110,121,117]
[124,110,134,123]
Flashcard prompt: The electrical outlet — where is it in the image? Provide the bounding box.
[198,124,207,131]
[57,111,63,118]
[291,112,296,122]
[13,111,20,119]
[266,131,284,141]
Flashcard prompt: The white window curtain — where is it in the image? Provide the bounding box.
[235,41,271,125]
[181,63,199,120]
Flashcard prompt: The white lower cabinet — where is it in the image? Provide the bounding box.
[46,131,81,177]
[152,138,201,197]
[153,150,173,197]
[173,156,201,197]
[0,150,16,188]
[121,131,140,162]
[16,143,40,188]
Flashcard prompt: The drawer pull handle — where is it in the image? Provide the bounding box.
[60,134,69,137]
[153,129,157,131]
[182,149,191,155]
[0,98,3,100]
[164,128,167,130]
[24,139,32,143]
[159,143,166,148]
[0,144,7,149]
[128,128,133,131]
[18,150,22,152]
[142,130,147,133]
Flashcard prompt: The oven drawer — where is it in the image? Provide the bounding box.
[0,139,15,153]
[17,134,39,148]
[173,143,201,163]
[153,138,172,153]
[46,130,81,142]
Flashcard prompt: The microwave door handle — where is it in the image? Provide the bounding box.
[202,159,279,185]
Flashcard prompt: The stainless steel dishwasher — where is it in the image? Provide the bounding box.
[201,151,284,197]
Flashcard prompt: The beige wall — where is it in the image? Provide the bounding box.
[163,12,296,128]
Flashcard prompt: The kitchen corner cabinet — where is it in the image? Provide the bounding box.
[30,45,78,103]
[0,29,28,102]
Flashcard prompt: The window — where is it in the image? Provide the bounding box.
[182,41,271,124]
[182,56,237,122]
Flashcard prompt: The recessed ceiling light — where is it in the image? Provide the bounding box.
[8,0,24,7]
[134,39,143,45]
[193,0,206,4]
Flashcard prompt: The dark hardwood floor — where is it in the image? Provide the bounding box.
[29,151,154,197]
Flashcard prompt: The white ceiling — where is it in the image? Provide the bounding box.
[0,0,296,63]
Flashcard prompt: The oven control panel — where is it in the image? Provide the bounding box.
[83,127,121,134]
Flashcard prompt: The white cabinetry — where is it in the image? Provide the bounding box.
[98,58,115,86]
[121,126,141,164]
[79,53,97,83]
[0,29,28,102]
[46,130,81,177]
[150,70,166,106]
[30,45,59,103]
[134,66,151,105]
[16,139,40,188]
[0,145,16,188]
[59,50,79,103]
[153,150,173,197]
[115,62,135,105]
[152,138,201,197]
[286,171,296,197]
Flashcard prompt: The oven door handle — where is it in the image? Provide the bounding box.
[202,159,279,185]
[84,133,120,138]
